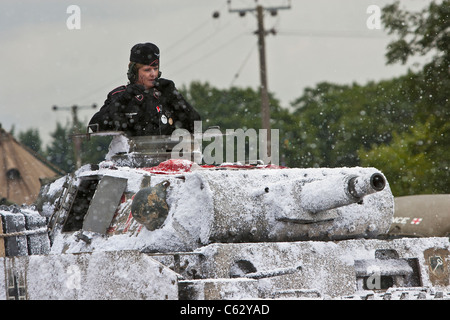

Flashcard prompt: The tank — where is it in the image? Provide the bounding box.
[0,133,448,300]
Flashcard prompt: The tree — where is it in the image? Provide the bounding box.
[81,135,112,165]
[45,121,75,173]
[181,81,295,165]
[358,0,450,195]
[289,75,421,169]
[288,2,449,195]
[18,128,43,154]
[45,120,112,173]
[382,0,449,121]
[184,81,267,130]
[359,115,450,196]
[382,0,449,67]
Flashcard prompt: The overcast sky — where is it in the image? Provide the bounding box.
[0,0,431,145]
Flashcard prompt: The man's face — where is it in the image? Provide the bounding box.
[137,65,159,89]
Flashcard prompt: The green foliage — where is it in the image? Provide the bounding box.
[183,81,273,130]
[18,128,42,154]
[16,120,110,174]
[46,120,112,173]
[81,135,112,165]
[181,81,295,165]
[358,0,450,196]
[284,0,450,195]
[358,116,450,196]
[289,75,420,168]
[45,121,75,173]
[382,0,449,66]
[288,65,448,195]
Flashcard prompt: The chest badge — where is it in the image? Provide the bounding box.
[161,115,168,124]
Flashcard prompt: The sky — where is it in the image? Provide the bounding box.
[0,0,432,146]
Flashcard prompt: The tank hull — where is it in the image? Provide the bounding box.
[0,237,448,300]
[0,141,448,299]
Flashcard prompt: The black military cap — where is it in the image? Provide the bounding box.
[130,42,160,66]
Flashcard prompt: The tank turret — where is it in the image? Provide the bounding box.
[130,168,392,253]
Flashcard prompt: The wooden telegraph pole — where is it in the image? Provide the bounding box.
[227,1,291,157]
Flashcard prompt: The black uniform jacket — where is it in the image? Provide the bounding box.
[88,78,201,136]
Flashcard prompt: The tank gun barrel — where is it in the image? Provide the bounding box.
[300,173,386,214]
[348,172,386,198]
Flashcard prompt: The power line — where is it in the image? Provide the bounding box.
[165,1,229,53]
[61,76,123,107]
[171,31,248,76]
[165,18,235,67]
[277,29,387,39]
[165,19,212,53]
[230,40,258,87]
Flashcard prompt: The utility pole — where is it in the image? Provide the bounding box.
[227,0,291,157]
[52,104,97,169]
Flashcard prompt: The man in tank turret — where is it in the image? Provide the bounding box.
[89,42,201,136]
